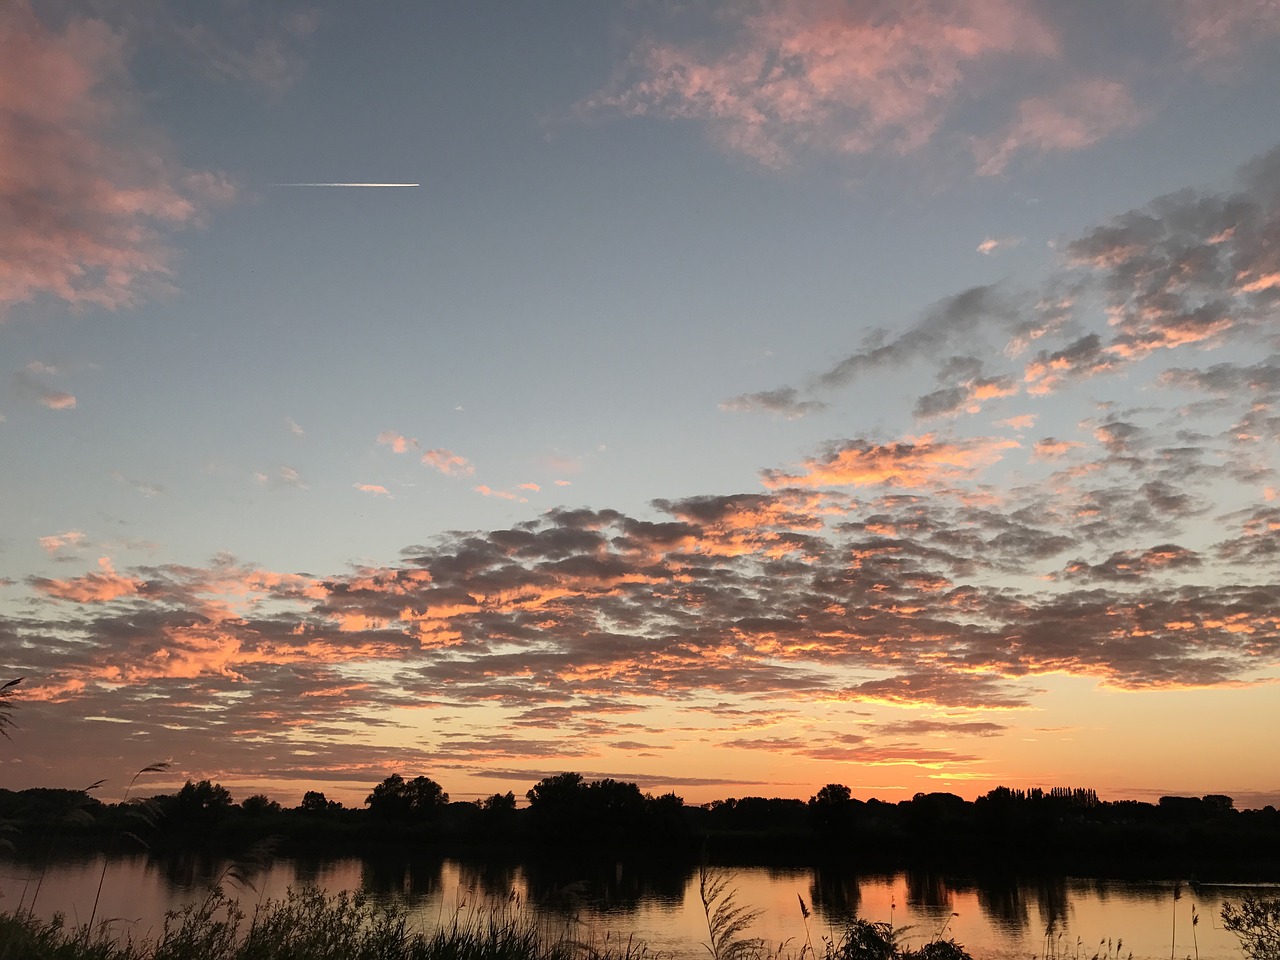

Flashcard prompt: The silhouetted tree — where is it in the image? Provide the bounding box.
[174,779,233,815]
[474,791,518,839]
[525,772,653,845]
[300,790,343,813]
[240,793,281,817]
[809,783,858,836]
[365,774,448,821]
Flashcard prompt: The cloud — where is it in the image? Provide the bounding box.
[0,1,235,314]
[423,448,474,477]
[762,435,1019,489]
[974,79,1144,176]
[1057,544,1203,582]
[816,285,1017,389]
[30,556,145,602]
[580,0,1058,168]
[376,430,416,453]
[109,471,164,497]
[1032,437,1084,460]
[353,483,390,497]
[977,236,1023,255]
[1167,0,1280,64]
[13,369,77,410]
[474,485,528,502]
[39,530,86,554]
[254,465,306,489]
[720,387,827,419]
[285,417,304,436]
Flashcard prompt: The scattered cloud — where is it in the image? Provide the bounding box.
[580,0,1058,169]
[110,471,164,497]
[0,1,235,314]
[377,431,416,453]
[977,236,1023,256]
[353,483,390,497]
[721,387,826,419]
[474,485,528,503]
[39,530,86,554]
[974,79,1143,176]
[762,435,1019,489]
[422,448,474,477]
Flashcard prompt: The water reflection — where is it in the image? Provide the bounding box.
[361,854,445,900]
[906,870,953,910]
[808,864,862,921]
[521,858,693,915]
[974,875,1031,931]
[456,860,519,902]
[1,854,1271,960]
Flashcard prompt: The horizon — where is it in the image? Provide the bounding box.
[2,1,1279,812]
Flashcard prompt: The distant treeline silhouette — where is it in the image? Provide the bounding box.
[3,773,1277,879]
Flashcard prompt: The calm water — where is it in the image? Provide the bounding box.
[1,853,1273,960]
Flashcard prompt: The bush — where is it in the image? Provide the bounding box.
[1222,896,1280,960]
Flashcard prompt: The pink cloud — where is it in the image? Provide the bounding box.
[975,79,1144,176]
[582,0,1058,168]
[353,483,390,497]
[422,448,474,477]
[39,530,86,554]
[977,236,1023,255]
[40,391,77,410]
[376,430,416,453]
[0,1,234,312]
[1169,0,1280,63]
[474,485,528,503]
[1033,437,1084,460]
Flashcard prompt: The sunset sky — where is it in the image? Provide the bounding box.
[3,0,1279,809]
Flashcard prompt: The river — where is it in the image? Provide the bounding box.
[1,853,1273,960]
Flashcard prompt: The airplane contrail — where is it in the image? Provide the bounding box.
[274,182,421,187]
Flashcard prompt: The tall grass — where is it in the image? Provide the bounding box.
[0,886,654,960]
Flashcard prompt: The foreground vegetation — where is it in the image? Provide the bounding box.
[2,882,1278,960]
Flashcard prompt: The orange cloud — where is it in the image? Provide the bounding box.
[32,557,144,602]
[423,448,473,477]
[0,1,233,312]
[762,435,1018,489]
[353,483,390,496]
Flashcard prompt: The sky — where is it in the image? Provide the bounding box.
[2,0,1279,809]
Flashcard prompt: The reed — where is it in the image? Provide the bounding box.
[0,886,655,960]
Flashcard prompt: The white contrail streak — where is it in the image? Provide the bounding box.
[274,182,421,187]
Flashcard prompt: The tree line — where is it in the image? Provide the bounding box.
[2,772,1277,878]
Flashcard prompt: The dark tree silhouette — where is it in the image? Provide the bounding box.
[365,774,448,821]
[300,790,343,813]
[240,793,281,817]
[809,783,859,836]
[174,779,233,814]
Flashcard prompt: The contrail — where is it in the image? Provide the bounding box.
[274,182,420,188]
